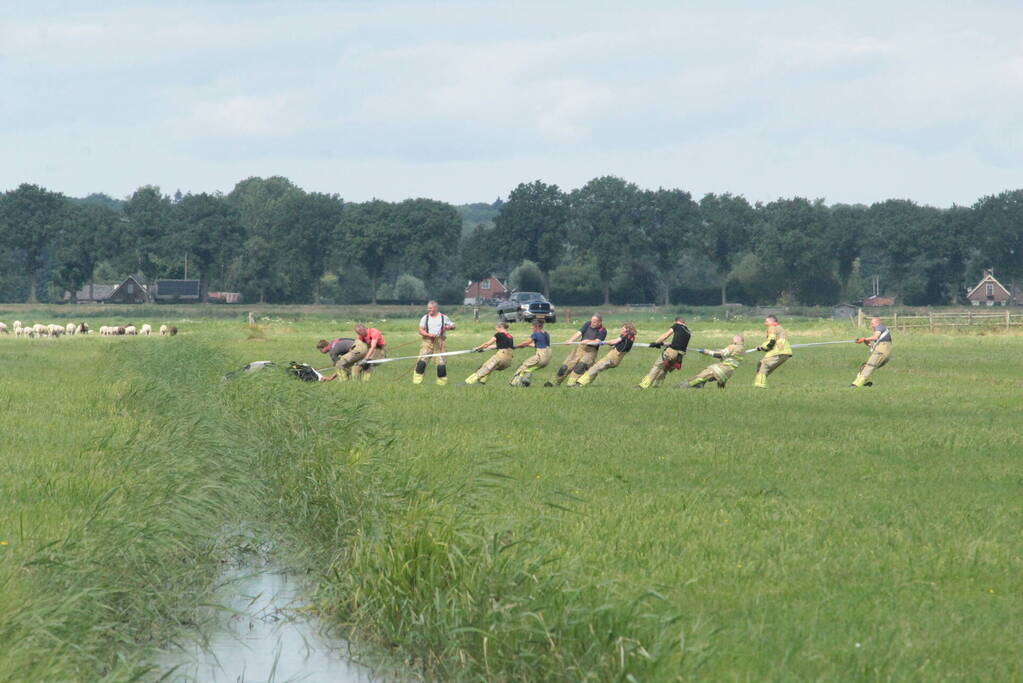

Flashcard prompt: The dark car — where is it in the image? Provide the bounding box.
[496,292,556,323]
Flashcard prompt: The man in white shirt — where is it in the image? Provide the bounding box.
[414,300,456,385]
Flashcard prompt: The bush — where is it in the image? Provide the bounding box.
[394,273,428,303]
[508,260,545,293]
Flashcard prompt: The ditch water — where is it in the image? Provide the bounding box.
[158,557,376,682]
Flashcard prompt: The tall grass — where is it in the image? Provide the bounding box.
[0,339,264,680]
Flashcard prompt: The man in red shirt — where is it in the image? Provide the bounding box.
[334,323,387,382]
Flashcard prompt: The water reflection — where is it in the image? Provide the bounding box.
[159,563,373,682]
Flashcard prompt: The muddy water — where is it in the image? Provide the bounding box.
[158,561,374,682]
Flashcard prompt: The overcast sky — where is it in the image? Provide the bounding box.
[3,1,1021,206]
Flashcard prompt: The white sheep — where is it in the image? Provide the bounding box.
[22,326,35,338]
[140,324,152,336]
[76,322,90,335]
[0,322,7,334]
[65,322,76,335]
[48,324,64,338]
[34,324,48,337]
[13,320,21,329]
[159,324,169,336]
[124,325,137,336]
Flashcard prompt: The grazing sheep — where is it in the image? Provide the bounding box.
[14,325,24,338]
[0,322,7,334]
[34,324,48,337]
[139,324,152,336]
[124,325,137,336]
[65,323,76,335]
[168,325,178,336]
[99,326,110,336]
[116,326,126,336]
[22,326,35,338]
[76,322,90,335]
[159,324,168,336]
[13,320,21,329]
[48,324,64,338]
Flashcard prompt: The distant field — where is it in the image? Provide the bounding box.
[1,309,1021,680]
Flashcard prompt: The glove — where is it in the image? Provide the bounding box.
[357,360,369,368]
[696,348,706,354]
[855,338,866,344]
[755,346,764,352]
[474,347,485,353]
[648,341,662,348]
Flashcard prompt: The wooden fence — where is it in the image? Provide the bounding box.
[884,309,1023,332]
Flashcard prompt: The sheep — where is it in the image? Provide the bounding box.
[13,320,21,329]
[139,324,152,336]
[99,325,111,336]
[76,322,90,335]
[0,322,7,334]
[21,326,35,338]
[168,325,178,336]
[159,324,168,336]
[124,325,137,336]
[65,323,76,335]
[48,324,64,338]
[116,326,126,336]
[34,324,48,337]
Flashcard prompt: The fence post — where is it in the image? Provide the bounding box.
[968,309,972,326]
[566,309,573,325]
[929,311,934,333]
[894,311,899,331]
[857,307,864,328]
[1007,308,1011,331]
[473,307,479,322]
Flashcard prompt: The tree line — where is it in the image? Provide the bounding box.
[1,175,1020,306]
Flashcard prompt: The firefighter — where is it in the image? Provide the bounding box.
[576,323,637,386]
[465,322,514,385]
[851,318,892,387]
[753,315,792,388]
[413,300,455,385]
[638,317,691,389]
[316,336,356,382]
[510,319,551,387]
[545,315,607,387]
[333,324,386,382]
[680,335,746,389]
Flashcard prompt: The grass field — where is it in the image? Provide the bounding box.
[1,307,1021,680]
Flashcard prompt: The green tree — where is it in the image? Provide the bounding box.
[337,200,401,304]
[641,188,700,305]
[754,198,840,305]
[700,193,755,305]
[227,176,304,302]
[171,193,245,300]
[53,202,122,302]
[0,183,67,302]
[123,185,173,288]
[394,273,428,302]
[973,189,1023,289]
[494,181,568,296]
[508,259,545,292]
[459,225,501,284]
[277,191,343,303]
[568,176,643,305]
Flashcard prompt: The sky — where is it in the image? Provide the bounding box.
[2,1,1022,207]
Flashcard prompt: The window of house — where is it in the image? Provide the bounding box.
[481,280,490,290]
[126,283,134,293]
[986,283,994,297]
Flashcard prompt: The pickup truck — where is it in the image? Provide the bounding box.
[496,292,556,323]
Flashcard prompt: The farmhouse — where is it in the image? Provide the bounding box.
[464,276,509,305]
[106,276,149,304]
[65,283,117,304]
[966,270,1012,306]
